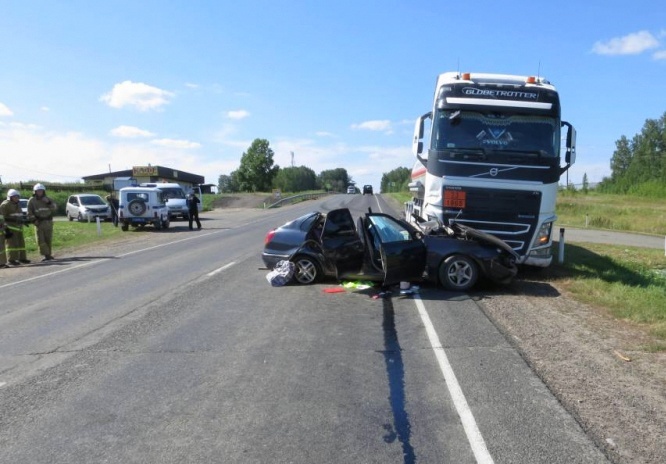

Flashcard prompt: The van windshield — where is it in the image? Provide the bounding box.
[160,188,186,199]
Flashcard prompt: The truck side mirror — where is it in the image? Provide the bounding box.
[562,121,576,165]
[412,112,431,157]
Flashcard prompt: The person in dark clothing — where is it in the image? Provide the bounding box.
[106,193,120,227]
[187,192,201,230]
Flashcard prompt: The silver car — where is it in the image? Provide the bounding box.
[65,194,111,222]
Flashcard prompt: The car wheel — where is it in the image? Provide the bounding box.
[77,213,83,222]
[439,254,478,291]
[67,212,74,221]
[292,255,320,285]
[163,218,170,229]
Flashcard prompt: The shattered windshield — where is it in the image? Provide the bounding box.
[432,111,559,157]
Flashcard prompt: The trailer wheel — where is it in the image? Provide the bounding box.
[439,254,478,291]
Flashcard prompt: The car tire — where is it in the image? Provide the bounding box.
[67,212,74,221]
[128,199,147,216]
[292,255,320,285]
[77,213,83,222]
[439,254,478,291]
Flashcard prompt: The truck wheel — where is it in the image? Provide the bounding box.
[292,255,320,285]
[439,254,478,291]
[121,224,129,231]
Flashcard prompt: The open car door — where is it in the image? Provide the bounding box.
[321,208,364,277]
[362,212,427,286]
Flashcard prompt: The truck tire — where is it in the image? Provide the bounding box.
[439,254,478,291]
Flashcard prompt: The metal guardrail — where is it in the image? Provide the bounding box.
[265,191,331,209]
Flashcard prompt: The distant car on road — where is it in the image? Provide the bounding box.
[118,186,170,231]
[65,194,111,222]
[346,186,356,194]
[362,185,373,195]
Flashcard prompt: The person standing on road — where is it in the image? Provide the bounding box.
[0,211,9,268]
[187,191,201,230]
[0,189,30,265]
[106,192,119,227]
[27,183,57,261]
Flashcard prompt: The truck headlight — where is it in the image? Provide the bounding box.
[532,222,552,247]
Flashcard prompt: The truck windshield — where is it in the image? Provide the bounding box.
[432,111,559,158]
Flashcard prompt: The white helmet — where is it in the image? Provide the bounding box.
[7,189,20,199]
[33,183,46,192]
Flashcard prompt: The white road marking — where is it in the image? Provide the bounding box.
[412,294,494,464]
[206,261,236,277]
[375,194,384,213]
[0,230,224,290]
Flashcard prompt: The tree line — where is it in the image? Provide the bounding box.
[217,139,354,194]
[217,138,416,195]
[599,111,666,197]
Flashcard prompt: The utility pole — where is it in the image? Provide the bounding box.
[290,151,294,168]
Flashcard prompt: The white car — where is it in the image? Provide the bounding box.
[65,194,111,222]
[118,187,170,231]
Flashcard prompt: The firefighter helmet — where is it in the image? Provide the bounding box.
[7,189,20,199]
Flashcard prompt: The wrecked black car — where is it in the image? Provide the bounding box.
[262,208,518,291]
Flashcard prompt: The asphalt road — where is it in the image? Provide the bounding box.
[0,195,607,463]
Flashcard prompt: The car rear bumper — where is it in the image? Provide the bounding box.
[262,252,291,269]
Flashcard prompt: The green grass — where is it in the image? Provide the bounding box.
[556,190,666,235]
[21,220,125,257]
[546,242,666,348]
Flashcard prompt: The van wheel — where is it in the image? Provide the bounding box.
[439,254,478,291]
[121,224,129,231]
[77,213,83,222]
[68,213,74,222]
[292,255,320,285]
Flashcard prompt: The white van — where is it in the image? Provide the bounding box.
[140,183,201,220]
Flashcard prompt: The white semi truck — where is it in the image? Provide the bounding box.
[407,72,576,267]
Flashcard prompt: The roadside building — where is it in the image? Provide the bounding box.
[82,165,205,193]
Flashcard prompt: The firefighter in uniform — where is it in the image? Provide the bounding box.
[28,183,57,261]
[0,189,30,265]
[0,211,8,268]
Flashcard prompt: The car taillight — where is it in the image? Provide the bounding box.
[265,229,276,245]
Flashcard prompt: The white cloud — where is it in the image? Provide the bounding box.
[0,102,14,117]
[227,109,250,120]
[40,106,50,112]
[351,120,393,133]
[653,50,666,60]
[151,138,201,149]
[100,80,174,111]
[110,125,155,138]
[185,82,199,89]
[315,131,335,137]
[592,30,660,55]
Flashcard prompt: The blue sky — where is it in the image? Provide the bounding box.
[1,1,665,190]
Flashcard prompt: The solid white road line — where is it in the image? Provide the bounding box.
[413,294,494,464]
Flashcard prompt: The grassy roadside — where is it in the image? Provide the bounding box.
[390,191,666,349]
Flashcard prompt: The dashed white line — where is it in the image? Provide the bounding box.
[206,261,236,277]
[412,294,494,464]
